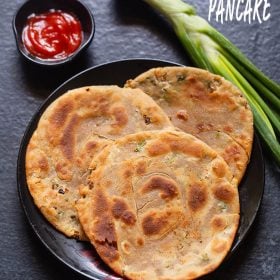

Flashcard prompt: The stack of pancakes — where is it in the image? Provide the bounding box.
[26,67,253,279]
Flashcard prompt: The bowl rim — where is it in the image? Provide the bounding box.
[12,0,95,67]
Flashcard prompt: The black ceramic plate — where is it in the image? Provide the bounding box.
[17,59,264,280]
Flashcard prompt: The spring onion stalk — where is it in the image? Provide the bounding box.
[143,0,280,165]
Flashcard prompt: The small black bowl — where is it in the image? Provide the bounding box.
[13,0,95,67]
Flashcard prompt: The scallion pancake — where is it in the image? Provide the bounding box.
[125,67,253,184]
[26,86,173,240]
[77,130,239,279]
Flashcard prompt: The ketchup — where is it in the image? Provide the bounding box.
[22,10,83,60]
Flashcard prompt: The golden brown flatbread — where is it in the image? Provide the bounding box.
[125,67,253,184]
[77,130,239,279]
[25,86,173,240]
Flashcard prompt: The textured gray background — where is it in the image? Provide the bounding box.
[0,0,280,279]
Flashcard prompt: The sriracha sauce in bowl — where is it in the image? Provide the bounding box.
[13,0,95,66]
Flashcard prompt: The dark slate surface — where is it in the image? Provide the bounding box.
[0,0,279,279]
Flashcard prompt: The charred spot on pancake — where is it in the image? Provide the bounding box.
[93,192,119,262]
[60,115,79,160]
[186,75,207,100]
[211,216,227,231]
[224,144,242,163]
[137,237,144,246]
[85,141,98,151]
[94,189,109,216]
[196,123,214,133]
[112,198,136,225]
[121,189,130,196]
[95,96,110,114]
[141,209,183,238]
[187,271,198,279]
[49,100,74,129]
[93,216,117,245]
[211,239,227,254]
[111,198,127,219]
[223,125,233,133]
[214,184,235,203]
[136,161,146,175]
[38,156,49,172]
[188,184,208,212]
[203,264,217,274]
[96,238,119,263]
[168,139,205,158]
[147,141,170,156]
[212,161,226,178]
[143,114,151,124]
[176,110,188,121]
[210,91,238,110]
[141,175,178,200]
[121,211,136,225]
[111,106,128,127]
[55,161,72,181]
[123,169,133,179]
[141,211,169,236]
[144,106,164,124]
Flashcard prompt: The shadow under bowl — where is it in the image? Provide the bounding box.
[13,0,95,67]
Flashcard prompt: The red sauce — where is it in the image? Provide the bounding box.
[22,10,83,60]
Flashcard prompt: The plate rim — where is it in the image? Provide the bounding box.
[17,58,265,279]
